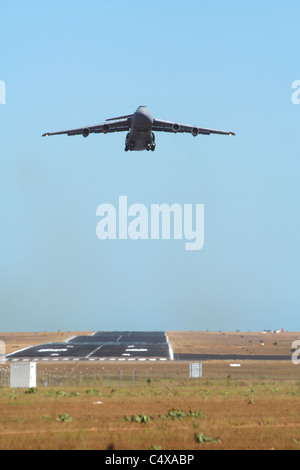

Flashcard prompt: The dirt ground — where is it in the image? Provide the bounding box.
[168,330,299,357]
[1,376,300,450]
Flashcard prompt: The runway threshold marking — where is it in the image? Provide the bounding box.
[4,357,171,362]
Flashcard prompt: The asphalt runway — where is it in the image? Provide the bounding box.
[5,331,291,363]
[6,331,172,362]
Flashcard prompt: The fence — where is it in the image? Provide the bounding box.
[0,361,202,389]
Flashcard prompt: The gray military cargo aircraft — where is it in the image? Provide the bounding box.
[42,105,235,151]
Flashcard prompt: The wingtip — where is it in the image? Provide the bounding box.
[42,133,49,137]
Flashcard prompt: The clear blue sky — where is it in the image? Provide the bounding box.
[0,0,299,332]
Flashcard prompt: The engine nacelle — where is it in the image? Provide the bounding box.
[191,127,199,136]
[82,128,90,138]
[172,123,180,133]
[103,124,109,134]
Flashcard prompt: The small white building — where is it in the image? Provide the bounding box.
[189,363,202,379]
[10,363,37,388]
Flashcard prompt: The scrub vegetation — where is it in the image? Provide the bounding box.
[1,368,300,449]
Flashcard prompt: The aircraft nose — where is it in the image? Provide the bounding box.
[134,105,153,127]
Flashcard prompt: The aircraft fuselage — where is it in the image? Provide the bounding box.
[125,105,155,151]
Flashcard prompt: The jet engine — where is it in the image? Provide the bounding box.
[191,127,199,136]
[172,123,180,133]
[103,124,109,133]
[82,128,90,138]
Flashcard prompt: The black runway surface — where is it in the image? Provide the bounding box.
[5,331,291,362]
[6,331,172,362]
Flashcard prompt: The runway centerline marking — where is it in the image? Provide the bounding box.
[85,344,105,359]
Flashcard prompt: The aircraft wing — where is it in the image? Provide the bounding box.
[152,118,235,136]
[42,118,130,138]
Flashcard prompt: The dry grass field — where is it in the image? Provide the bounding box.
[168,330,299,357]
[1,330,300,450]
[1,370,300,450]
